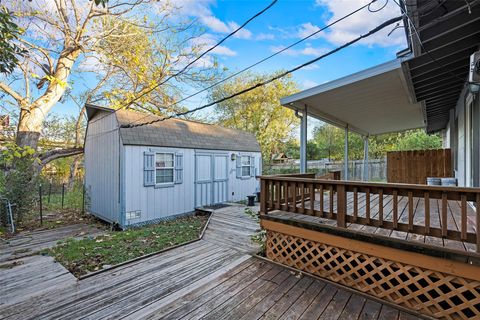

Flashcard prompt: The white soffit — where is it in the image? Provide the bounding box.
[281,59,425,136]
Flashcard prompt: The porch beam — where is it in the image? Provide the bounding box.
[344,126,349,180]
[300,108,307,173]
[363,136,369,181]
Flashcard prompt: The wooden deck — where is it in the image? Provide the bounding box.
[274,190,478,253]
[0,223,105,262]
[0,204,420,320]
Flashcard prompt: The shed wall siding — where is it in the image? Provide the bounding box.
[84,112,120,223]
[123,146,261,225]
[227,151,262,202]
[124,146,195,226]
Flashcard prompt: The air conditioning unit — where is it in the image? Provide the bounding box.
[469,51,480,83]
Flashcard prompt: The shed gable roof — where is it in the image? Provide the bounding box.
[86,105,261,152]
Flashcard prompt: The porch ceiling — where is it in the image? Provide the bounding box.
[280,59,425,136]
[404,0,480,133]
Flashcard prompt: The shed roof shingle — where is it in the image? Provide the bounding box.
[87,105,261,152]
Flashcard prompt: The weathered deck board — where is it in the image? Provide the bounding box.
[0,223,105,262]
[0,204,420,320]
[281,191,477,252]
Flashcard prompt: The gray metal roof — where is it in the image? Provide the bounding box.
[403,0,480,132]
[86,105,261,152]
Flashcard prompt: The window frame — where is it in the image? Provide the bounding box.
[241,155,251,177]
[155,152,175,185]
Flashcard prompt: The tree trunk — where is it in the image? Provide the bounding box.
[67,155,81,190]
[16,107,45,150]
[16,48,80,151]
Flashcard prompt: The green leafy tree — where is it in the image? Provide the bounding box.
[308,125,442,161]
[212,72,299,164]
[0,6,25,74]
[395,130,442,151]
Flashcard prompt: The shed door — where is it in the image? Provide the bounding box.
[195,153,228,207]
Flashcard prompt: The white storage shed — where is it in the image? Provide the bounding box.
[84,104,262,228]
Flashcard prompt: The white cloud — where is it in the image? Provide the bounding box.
[297,22,321,39]
[256,33,275,41]
[312,0,406,47]
[191,34,237,56]
[270,45,327,57]
[170,0,252,39]
[302,64,320,70]
[301,46,327,56]
[302,79,319,89]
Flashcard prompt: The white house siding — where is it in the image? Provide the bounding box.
[123,145,195,226]
[84,112,120,223]
[123,146,261,226]
[447,88,480,187]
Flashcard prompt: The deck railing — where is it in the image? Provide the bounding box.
[259,175,480,252]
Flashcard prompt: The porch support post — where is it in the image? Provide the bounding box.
[344,126,349,180]
[363,135,369,181]
[300,108,308,173]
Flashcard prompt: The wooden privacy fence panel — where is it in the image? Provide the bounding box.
[387,149,452,184]
[259,175,480,252]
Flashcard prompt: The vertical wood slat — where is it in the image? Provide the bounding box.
[477,194,480,253]
[309,183,314,215]
[260,179,266,214]
[393,190,398,229]
[353,187,358,222]
[461,194,467,241]
[378,189,383,226]
[319,185,324,216]
[329,185,334,219]
[300,183,305,213]
[408,191,414,231]
[337,184,346,228]
[270,180,274,210]
[365,188,371,224]
[275,181,280,210]
[442,193,448,237]
[292,182,297,213]
[424,192,430,235]
[283,181,288,211]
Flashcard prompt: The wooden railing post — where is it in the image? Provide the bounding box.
[337,184,346,228]
[260,179,267,215]
[258,175,480,248]
[477,194,480,253]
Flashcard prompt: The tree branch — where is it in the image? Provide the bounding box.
[38,147,84,166]
[0,81,26,105]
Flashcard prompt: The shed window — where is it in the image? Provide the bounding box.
[156,153,174,184]
[241,156,251,177]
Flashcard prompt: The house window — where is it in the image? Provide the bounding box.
[241,156,251,177]
[156,153,174,184]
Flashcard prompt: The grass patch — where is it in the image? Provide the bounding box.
[46,215,208,277]
[42,183,84,211]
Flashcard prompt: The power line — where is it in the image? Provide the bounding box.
[393,0,475,85]
[125,0,381,128]
[127,0,278,107]
[122,15,403,129]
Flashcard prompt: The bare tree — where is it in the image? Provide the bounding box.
[1,0,220,171]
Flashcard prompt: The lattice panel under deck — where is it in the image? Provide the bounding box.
[266,231,480,320]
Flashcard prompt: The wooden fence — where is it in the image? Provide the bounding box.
[267,159,387,181]
[259,175,480,252]
[387,149,452,184]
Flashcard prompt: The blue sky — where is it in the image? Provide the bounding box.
[46,0,407,120]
